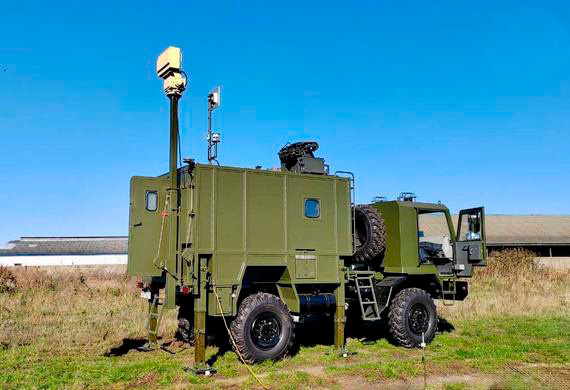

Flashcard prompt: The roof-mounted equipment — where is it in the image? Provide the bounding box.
[278,141,327,174]
[398,192,416,202]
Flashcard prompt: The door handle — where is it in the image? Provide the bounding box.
[133,222,142,227]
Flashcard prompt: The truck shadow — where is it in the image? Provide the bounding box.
[104,338,148,356]
[437,316,455,333]
[104,316,455,360]
[293,314,456,352]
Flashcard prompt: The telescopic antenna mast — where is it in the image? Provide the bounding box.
[207,87,221,164]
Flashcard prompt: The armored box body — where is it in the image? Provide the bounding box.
[128,164,352,315]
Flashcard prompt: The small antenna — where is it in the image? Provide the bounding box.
[207,87,222,164]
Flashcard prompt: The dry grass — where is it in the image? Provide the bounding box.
[439,249,570,320]
[1,252,568,351]
[0,251,569,389]
[0,266,17,293]
[0,266,178,354]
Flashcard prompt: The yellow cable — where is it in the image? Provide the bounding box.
[212,285,269,390]
[152,194,170,270]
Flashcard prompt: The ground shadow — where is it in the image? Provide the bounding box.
[288,314,335,356]
[104,338,148,357]
[105,315,456,359]
[292,313,456,354]
[207,342,232,367]
[437,316,455,333]
[346,317,389,343]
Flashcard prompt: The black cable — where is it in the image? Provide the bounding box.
[181,70,189,86]
[178,130,182,168]
[177,71,189,168]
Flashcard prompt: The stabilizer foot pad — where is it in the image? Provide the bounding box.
[325,348,357,358]
[136,343,158,352]
[184,366,217,376]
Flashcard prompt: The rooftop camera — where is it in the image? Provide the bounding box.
[156,46,186,96]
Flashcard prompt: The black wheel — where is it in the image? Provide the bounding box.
[176,307,219,346]
[387,288,437,348]
[353,205,386,266]
[175,305,195,345]
[230,293,294,363]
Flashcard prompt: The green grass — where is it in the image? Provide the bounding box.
[1,262,569,389]
[1,315,568,389]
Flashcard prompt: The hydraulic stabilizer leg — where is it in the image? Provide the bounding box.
[334,296,346,353]
[148,296,160,347]
[189,258,216,375]
[192,310,209,372]
[139,294,161,352]
[334,263,352,357]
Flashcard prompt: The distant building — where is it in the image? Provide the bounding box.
[423,215,570,257]
[0,236,127,266]
[1,215,569,266]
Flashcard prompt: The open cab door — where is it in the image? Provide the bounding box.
[453,207,486,277]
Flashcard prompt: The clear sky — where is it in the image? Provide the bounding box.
[1,0,570,244]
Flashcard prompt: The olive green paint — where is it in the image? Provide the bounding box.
[127,176,170,277]
[128,164,352,314]
[128,160,485,366]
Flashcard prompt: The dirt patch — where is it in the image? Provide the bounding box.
[124,373,160,389]
[214,363,497,389]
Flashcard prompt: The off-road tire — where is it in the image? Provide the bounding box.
[230,293,294,364]
[176,312,218,346]
[387,288,437,348]
[353,205,386,265]
[175,307,195,345]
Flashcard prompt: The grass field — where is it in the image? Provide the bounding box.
[1,249,569,389]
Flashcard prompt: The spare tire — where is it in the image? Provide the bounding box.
[353,205,386,266]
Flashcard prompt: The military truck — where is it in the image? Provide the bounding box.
[127,47,486,373]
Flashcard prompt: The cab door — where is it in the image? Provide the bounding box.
[127,176,170,276]
[453,207,486,277]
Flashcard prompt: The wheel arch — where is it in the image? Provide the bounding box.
[382,274,443,301]
[234,265,299,315]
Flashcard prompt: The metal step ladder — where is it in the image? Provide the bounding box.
[147,294,165,346]
[355,275,381,321]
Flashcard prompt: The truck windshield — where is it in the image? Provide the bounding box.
[417,211,452,263]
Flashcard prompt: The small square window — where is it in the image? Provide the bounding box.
[304,198,320,218]
[146,191,158,212]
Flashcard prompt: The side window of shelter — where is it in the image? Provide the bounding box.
[304,198,320,219]
[146,191,158,212]
[417,211,452,263]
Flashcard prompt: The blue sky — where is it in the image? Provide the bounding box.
[1,0,570,243]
